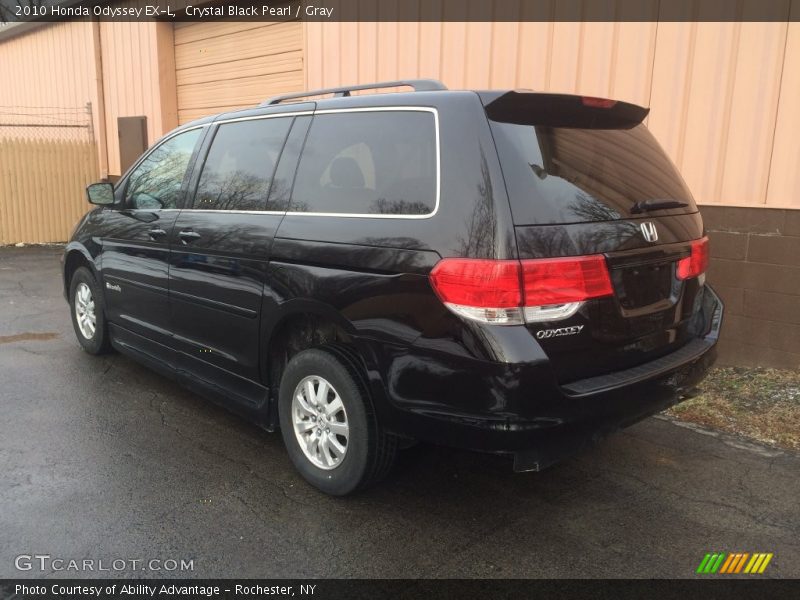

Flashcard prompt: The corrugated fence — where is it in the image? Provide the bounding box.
[0,138,98,244]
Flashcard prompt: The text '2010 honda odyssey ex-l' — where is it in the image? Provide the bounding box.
[63,80,722,495]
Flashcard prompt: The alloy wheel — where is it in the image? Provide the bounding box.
[291,375,349,470]
[74,282,96,339]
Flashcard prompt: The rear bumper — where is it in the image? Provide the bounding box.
[378,285,723,469]
[511,342,716,471]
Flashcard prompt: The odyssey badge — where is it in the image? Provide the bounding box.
[536,325,585,339]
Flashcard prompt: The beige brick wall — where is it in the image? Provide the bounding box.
[703,206,800,369]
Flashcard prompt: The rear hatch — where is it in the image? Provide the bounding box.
[483,91,709,383]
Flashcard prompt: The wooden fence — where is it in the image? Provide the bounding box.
[0,138,98,244]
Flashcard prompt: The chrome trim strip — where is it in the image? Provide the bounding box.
[182,106,441,220]
[174,209,284,215]
[142,124,207,155]
[214,111,314,124]
[295,106,440,219]
[126,108,441,218]
[159,123,208,140]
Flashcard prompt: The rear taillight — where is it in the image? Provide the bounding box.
[429,255,613,325]
[428,259,522,324]
[676,237,709,280]
[521,256,614,305]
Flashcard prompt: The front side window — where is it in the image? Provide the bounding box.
[290,111,437,216]
[125,128,202,210]
[193,117,292,211]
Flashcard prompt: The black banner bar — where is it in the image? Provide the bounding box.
[2,579,800,600]
[0,0,798,24]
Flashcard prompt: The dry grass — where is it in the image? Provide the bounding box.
[665,367,800,450]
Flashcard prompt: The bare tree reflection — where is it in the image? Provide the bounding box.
[370,198,430,215]
[357,237,429,251]
[268,178,294,211]
[195,169,265,211]
[573,220,640,253]
[126,149,194,209]
[454,150,497,257]
[566,190,622,222]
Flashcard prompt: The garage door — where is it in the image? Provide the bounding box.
[174,20,304,124]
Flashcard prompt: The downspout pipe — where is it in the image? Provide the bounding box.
[90,18,109,180]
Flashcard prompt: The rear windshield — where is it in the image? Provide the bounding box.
[489,121,697,225]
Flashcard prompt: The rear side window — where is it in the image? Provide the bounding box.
[290,111,437,216]
[490,121,697,225]
[193,117,292,211]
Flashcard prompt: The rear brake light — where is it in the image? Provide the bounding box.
[676,237,709,280]
[428,259,522,324]
[429,255,613,325]
[521,256,613,306]
[581,96,617,109]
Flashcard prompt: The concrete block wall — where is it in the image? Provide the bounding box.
[702,206,800,369]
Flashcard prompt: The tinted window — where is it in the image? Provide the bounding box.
[490,121,697,225]
[267,116,312,211]
[193,118,292,211]
[290,111,437,216]
[125,128,201,209]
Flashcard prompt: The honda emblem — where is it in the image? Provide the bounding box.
[640,221,658,243]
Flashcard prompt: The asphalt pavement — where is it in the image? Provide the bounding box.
[1,245,798,578]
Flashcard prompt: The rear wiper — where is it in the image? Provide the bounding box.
[630,199,689,214]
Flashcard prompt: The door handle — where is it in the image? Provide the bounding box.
[148,228,167,239]
[178,230,201,244]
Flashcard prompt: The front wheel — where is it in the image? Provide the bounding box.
[69,266,112,355]
[278,348,397,495]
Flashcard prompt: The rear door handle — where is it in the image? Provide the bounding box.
[148,228,167,239]
[178,230,201,244]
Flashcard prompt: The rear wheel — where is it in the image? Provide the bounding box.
[278,348,397,495]
[69,267,111,355]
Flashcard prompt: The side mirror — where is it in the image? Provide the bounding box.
[86,182,115,206]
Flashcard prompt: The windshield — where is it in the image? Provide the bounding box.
[490,120,697,225]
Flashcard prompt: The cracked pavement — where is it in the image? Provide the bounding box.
[1,246,799,578]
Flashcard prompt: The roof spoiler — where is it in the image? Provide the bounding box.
[481,91,649,129]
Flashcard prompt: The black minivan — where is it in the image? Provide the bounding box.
[63,80,722,495]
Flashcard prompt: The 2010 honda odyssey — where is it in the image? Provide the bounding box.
[63,80,722,495]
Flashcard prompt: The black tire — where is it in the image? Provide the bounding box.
[69,266,112,355]
[278,347,397,495]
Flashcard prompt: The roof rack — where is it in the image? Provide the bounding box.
[261,79,447,106]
